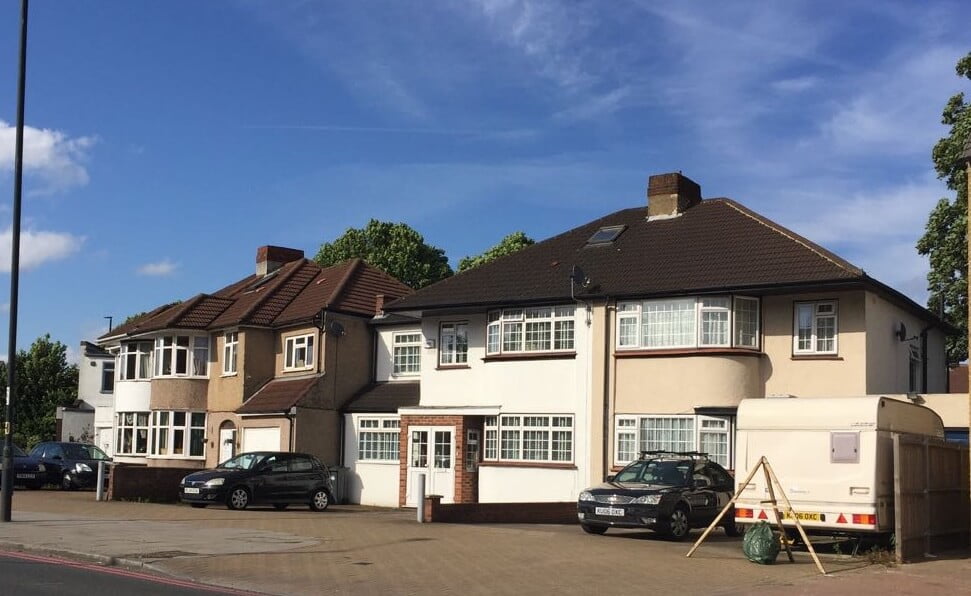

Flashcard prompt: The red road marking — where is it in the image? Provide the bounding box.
[0,550,261,595]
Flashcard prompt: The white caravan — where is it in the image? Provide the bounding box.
[733,396,944,535]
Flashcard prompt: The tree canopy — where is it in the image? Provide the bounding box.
[916,51,971,365]
[458,231,535,272]
[314,219,452,289]
[0,334,79,447]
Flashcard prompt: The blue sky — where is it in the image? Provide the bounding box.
[0,1,968,363]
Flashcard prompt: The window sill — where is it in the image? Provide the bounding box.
[282,367,315,373]
[152,376,210,380]
[615,348,762,358]
[791,354,843,361]
[435,364,470,371]
[478,461,576,470]
[482,352,576,362]
[220,372,238,378]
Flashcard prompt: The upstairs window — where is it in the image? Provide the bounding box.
[793,301,838,354]
[223,331,238,375]
[284,334,315,370]
[154,335,209,378]
[393,332,421,375]
[486,306,575,355]
[439,322,468,366]
[118,341,152,381]
[101,361,115,392]
[617,296,760,350]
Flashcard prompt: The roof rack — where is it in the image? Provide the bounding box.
[639,450,709,460]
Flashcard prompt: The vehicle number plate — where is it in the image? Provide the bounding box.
[184,487,201,494]
[595,506,624,517]
[16,473,34,479]
[783,510,822,522]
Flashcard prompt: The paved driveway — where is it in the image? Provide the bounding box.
[0,491,967,595]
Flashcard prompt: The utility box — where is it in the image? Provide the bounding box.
[733,395,944,537]
[329,466,350,504]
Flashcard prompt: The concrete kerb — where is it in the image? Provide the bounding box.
[0,539,171,574]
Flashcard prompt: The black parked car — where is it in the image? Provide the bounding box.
[179,451,335,511]
[577,451,740,540]
[29,441,112,490]
[0,444,46,489]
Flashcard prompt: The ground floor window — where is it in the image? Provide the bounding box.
[614,414,733,468]
[151,411,206,458]
[116,411,150,455]
[483,414,573,463]
[358,417,400,462]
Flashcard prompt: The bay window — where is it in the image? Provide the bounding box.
[118,341,152,381]
[116,411,150,455]
[483,414,573,463]
[358,418,401,462]
[793,301,837,354]
[154,334,209,377]
[617,296,760,350]
[151,411,206,458]
[614,415,732,467]
[486,306,575,355]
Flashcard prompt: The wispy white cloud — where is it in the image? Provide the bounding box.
[137,259,178,277]
[771,76,820,93]
[0,120,96,195]
[0,227,84,272]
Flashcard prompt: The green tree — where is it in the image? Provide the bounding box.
[917,51,971,364]
[314,219,452,289]
[0,335,79,447]
[458,231,535,272]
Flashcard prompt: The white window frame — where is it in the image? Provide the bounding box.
[392,332,422,376]
[483,414,573,463]
[485,306,576,355]
[439,322,469,366]
[792,300,838,355]
[116,411,150,456]
[118,341,153,381]
[613,414,733,468]
[358,417,401,463]
[223,331,238,375]
[616,296,760,351]
[150,411,207,459]
[284,333,316,371]
[153,334,209,378]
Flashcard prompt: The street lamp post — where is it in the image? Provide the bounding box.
[1,0,29,523]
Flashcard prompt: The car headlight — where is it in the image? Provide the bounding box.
[204,478,225,487]
[37,463,46,472]
[75,463,92,473]
[631,494,661,505]
[578,491,594,502]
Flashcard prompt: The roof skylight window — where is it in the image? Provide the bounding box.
[586,225,626,246]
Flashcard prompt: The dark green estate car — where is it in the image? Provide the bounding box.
[180,451,335,511]
[577,451,740,540]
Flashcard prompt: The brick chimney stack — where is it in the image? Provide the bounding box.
[256,246,304,277]
[647,172,702,219]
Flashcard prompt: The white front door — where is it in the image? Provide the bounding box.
[219,428,236,463]
[405,426,455,507]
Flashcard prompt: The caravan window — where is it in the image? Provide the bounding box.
[831,432,859,463]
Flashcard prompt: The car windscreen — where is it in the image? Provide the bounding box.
[614,460,690,486]
[219,453,267,470]
[63,444,110,460]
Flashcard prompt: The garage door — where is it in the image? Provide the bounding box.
[242,427,281,452]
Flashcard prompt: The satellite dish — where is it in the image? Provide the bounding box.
[895,321,907,341]
[327,320,345,337]
[570,265,590,289]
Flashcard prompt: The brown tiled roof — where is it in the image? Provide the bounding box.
[385,199,894,311]
[344,381,420,413]
[99,258,413,341]
[236,376,320,414]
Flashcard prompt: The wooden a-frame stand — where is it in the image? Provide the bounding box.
[686,456,827,576]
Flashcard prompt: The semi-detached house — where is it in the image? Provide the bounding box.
[98,246,411,471]
[359,172,949,508]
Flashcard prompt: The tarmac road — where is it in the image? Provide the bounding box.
[0,491,968,595]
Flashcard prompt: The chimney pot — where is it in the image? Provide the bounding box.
[647,172,702,219]
[256,245,304,277]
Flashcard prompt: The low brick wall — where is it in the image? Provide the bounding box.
[423,496,578,524]
[109,464,197,502]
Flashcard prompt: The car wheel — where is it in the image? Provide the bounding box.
[310,489,330,511]
[190,503,208,509]
[723,512,742,537]
[227,487,250,510]
[581,523,608,535]
[61,472,76,491]
[273,503,288,511]
[665,506,691,540]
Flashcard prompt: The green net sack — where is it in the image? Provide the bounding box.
[742,521,780,564]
